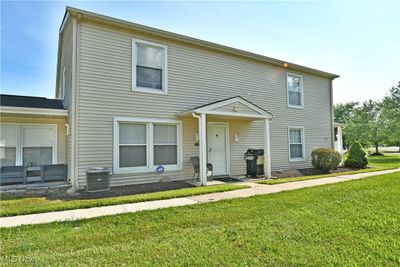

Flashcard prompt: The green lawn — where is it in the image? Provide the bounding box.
[258,153,400,185]
[369,153,400,168]
[1,173,399,266]
[0,184,247,217]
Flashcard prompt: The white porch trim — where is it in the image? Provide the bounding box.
[186,96,274,185]
[0,106,68,116]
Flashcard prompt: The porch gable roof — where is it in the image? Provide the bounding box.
[179,96,273,120]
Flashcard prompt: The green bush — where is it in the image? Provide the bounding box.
[311,148,342,173]
[344,142,369,168]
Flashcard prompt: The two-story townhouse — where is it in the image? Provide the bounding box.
[0,6,339,190]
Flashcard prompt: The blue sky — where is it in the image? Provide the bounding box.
[1,1,399,104]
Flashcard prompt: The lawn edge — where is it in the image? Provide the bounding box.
[255,167,396,185]
[0,184,249,217]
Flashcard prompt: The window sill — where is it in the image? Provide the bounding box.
[287,104,304,109]
[133,86,168,95]
[289,158,306,162]
[113,165,182,175]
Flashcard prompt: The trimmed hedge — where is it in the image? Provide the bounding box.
[311,148,342,173]
[344,142,369,168]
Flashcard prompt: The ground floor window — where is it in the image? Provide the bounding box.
[288,126,305,161]
[114,118,182,174]
[0,124,57,167]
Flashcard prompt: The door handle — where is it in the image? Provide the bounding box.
[209,147,212,152]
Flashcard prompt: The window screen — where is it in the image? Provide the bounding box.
[153,124,178,165]
[136,44,163,89]
[288,75,302,107]
[289,129,303,159]
[0,126,17,167]
[22,127,53,166]
[119,123,147,168]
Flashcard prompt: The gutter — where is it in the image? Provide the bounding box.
[0,106,68,116]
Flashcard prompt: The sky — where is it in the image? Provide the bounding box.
[1,1,399,104]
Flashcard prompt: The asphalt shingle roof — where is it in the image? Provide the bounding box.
[0,94,65,110]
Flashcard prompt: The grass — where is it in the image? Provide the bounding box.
[1,173,399,266]
[0,184,248,217]
[369,153,400,168]
[257,153,400,185]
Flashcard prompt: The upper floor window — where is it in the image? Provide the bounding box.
[287,73,303,108]
[132,39,168,94]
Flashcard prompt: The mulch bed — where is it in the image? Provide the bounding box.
[48,181,195,200]
[271,167,367,179]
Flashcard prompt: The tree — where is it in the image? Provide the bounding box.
[334,102,358,148]
[334,102,358,123]
[381,82,400,151]
[344,100,384,154]
[344,142,369,168]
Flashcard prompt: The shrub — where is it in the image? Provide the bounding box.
[311,148,342,173]
[344,142,369,168]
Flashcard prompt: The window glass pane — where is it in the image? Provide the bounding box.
[288,75,302,106]
[289,129,302,143]
[119,124,146,145]
[119,145,146,167]
[23,147,52,166]
[0,126,17,147]
[290,144,303,158]
[136,66,162,89]
[23,127,53,147]
[154,145,177,165]
[0,147,16,167]
[137,44,163,69]
[289,91,301,106]
[154,125,177,144]
[288,75,301,92]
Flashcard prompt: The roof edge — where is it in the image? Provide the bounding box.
[1,106,68,116]
[65,6,339,80]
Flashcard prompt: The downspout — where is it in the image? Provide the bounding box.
[329,78,335,149]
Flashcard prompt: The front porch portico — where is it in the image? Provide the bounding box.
[179,96,273,185]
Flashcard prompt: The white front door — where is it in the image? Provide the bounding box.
[207,123,229,175]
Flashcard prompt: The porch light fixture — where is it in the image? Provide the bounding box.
[233,105,240,112]
[234,133,240,142]
[283,63,288,68]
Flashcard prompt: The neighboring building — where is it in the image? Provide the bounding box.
[333,122,345,154]
[0,6,340,190]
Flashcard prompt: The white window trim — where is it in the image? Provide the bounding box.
[286,72,304,109]
[132,38,168,95]
[288,126,306,162]
[113,117,182,174]
[0,123,58,166]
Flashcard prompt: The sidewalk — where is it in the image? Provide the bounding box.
[1,168,398,228]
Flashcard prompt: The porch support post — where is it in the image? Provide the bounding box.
[264,118,272,179]
[337,126,343,154]
[199,113,207,186]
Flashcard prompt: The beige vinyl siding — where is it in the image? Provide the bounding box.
[75,21,333,187]
[0,114,67,164]
[58,21,73,180]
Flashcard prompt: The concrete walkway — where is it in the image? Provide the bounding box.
[1,168,399,228]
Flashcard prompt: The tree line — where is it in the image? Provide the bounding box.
[334,81,400,154]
